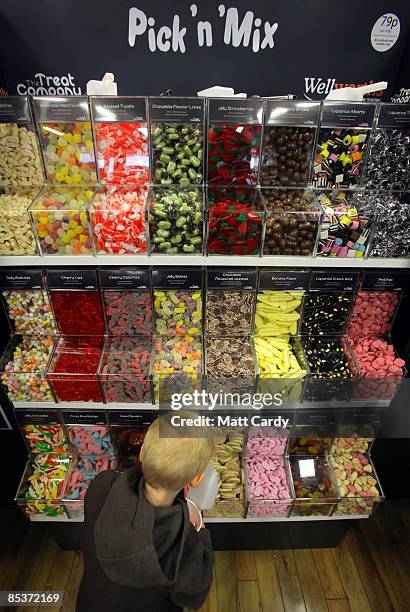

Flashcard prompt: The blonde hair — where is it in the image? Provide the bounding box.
[141,412,215,491]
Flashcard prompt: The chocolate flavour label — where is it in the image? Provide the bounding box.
[99,269,150,290]
[62,410,108,425]
[321,102,375,128]
[361,271,408,292]
[47,269,98,290]
[152,269,203,290]
[0,269,43,290]
[33,96,90,122]
[91,96,147,122]
[378,104,410,129]
[266,100,320,126]
[0,96,31,122]
[259,270,309,291]
[16,409,60,425]
[207,269,257,290]
[310,271,359,292]
[149,97,205,123]
[109,410,157,425]
[208,98,264,125]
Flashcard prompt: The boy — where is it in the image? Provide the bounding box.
[76,412,215,612]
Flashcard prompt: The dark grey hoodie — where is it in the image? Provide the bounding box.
[76,466,214,612]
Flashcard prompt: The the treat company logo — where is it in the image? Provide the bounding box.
[303,78,384,100]
[391,87,410,103]
[128,5,279,53]
[16,73,82,96]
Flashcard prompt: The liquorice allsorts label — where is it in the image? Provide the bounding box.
[149,97,205,123]
[208,98,264,125]
[91,96,147,122]
[378,103,410,129]
[16,409,60,425]
[33,96,90,122]
[321,102,376,128]
[109,410,157,426]
[62,410,108,425]
[152,268,203,290]
[99,268,150,290]
[207,268,257,290]
[309,271,359,292]
[266,100,320,126]
[46,269,98,290]
[0,269,44,290]
[361,271,408,292]
[259,270,309,291]
[0,96,31,122]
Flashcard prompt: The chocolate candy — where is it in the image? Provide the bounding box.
[47,336,104,403]
[207,188,264,255]
[21,424,69,456]
[30,187,94,256]
[255,291,303,336]
[364,127,410,191]
[0,190,39,255]
[348,291,399,337]
[91,186,148,255]
[50,289,105,335]
[206,290,254,336]
[148,187,203,254]
[301,292,353,334]
[0,336,54,402]
[207,123,261,185]
[205,433,245,518]
[206,337,255,378]
[313,128,369,188]
[0,123,44,186]
[260,126,315,187]
[290,456,337,517]
[67,426,113,457]
[100,336,152,403]
[154,290,202,336]
[315,191,373,258]
[2,289,56,335]
[102,290,152,335]
[151,123,203,186]
[262,189,319,256]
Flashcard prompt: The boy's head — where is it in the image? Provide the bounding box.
[141,412,214,492]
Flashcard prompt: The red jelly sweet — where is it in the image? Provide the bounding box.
[50,290,105,335]
[207,124,262,185]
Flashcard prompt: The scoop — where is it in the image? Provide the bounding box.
[325,81,387,101]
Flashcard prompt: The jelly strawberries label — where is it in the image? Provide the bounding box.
[33,96,90,122]
[259,270,309,291]
[62,410,108,425]
[361,271,408,292]
[378,104,410,129]
[109,410,157,425]
[149,97,205,123]
[321,102,376,128]
[208,98,264,125]
[91,97,147,123]
[47,269,98,290]
[0,96,31,122]
[266,100,320,126]
[310,271,359,292]
[99,268,150,290]
[152,269,203,290]
[0,269,43,290]
[15,409,60,425]
[207,269,257,290]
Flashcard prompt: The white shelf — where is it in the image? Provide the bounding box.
[13,401,156,410]
[1,255,409,268]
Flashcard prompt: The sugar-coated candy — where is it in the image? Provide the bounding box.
[289,436,332,455]
[65,456,112,503]
[0,191,38,255]
[260,126,315,187]
[50,289,105,335]
[148,188,203,254]
[30,187,94,255]
[151,123,203,186]
[290,456,337,517]
[94,121,149,184]
[313,128,369,188]
[207,124,261,185]
[48,336,104,402]
[206,290,254,336]
[301,292,353,334]
[103,290,152,335]
[100,336,152,403]
[91,186,147,254]
[23,454,69,517]
[3,289,56,335]
[40,122,97,185]
[263,189,319,256]
[348,291,399,337]
[0,123,44,186]
[255,291,303,336]
[22,424,69,455]
[316,191,373,258]
[154,290,202,336]
[364,127,410,191]
[67,426,113,457]
[1,336,54,401]
[153,335,202,400]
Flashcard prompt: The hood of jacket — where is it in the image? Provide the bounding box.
[94,467,189,588]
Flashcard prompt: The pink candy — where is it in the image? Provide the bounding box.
[349,291,399,337]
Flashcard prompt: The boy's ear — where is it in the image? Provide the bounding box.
[189,473,205,488]
[139,448,144,461]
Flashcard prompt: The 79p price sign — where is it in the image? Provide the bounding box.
[371,13,401,52]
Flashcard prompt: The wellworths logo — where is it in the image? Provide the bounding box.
[304,77,384,100]
[16,73,82,96]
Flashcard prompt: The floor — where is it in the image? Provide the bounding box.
[0,501,409,612]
